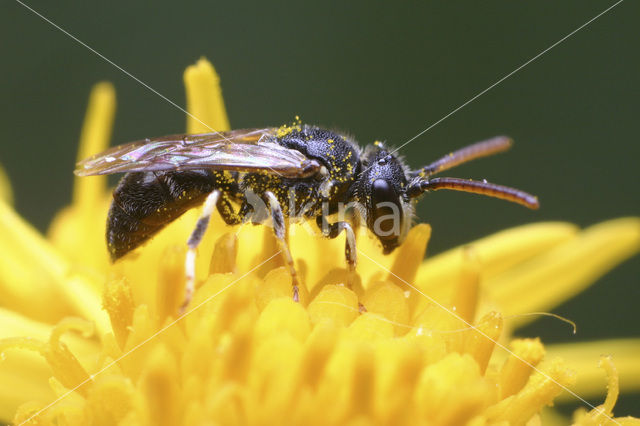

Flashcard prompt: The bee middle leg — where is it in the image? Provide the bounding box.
[264,191,301,302]
[181,189,221,313]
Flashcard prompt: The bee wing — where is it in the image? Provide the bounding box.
[74,128,320,178]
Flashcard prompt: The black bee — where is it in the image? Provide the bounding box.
[75,124,538,310]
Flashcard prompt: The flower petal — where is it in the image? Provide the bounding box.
[387,223,431,288]
[139,343,180,426]
[0,200,71,322]
[0,163,13,206]
[413,353,492,424]
[184,57,230,133]
[570,356,640,425]
[72,82,115,209]
[0,310,55,420]
[361,281,410,336]
[499,338,546,399]
[0,201,109,332]
[307,284,359,327]
[486,358,576,424]
[416,222,578,303]
[49,82,115,273]
[487,218,640,322]
[0,310,101,421]
[546,338,640,401]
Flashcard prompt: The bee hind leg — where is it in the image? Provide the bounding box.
[264,191,301,302]
[180,189,221,313]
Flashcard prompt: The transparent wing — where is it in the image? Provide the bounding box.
[74,128,319,178]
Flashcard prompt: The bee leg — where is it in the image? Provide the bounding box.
[264,191,301,302]
[316,215,357,271]
[316,215,358,282]
[180,190,221,313]
[217,196,243,225]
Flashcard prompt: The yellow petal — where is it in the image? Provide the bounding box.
[0,201,109,332]
[296,322,339,390]
[487,218,640,323]
[154,245,188,322]
[84,374,138,426]
[47,192,112,275]
[184,57,230,133]
[0,200,71,321]
[255,266,293,312]
[547,338,640,401]
[290,223,343,292]
[0,163,13,206]
[102,278,135,348]
[61,274,112,336]
[486,358,576,424]
[361,281,410,336]
[209,232,238,274]
[43,318,94,396]
[347,313,395,341]
[249,334,303,424]
[416,222,578,302]
[0,316,99,421]
[571,356,640,425]
[139,344,180,426]
[413,353,492,425]
[255,298,310,343]
[0,309,55,420]
[0,346,52,422]
[73,82,115,209]
[599,356,619,418]
[499,338,546,399]
[307,284,359,327]
[387,223,431,288]
[373,337,424,425]
[49,82,114,273]
[449,247,481,323]
[463,311,503,374]
[349,342,375,416]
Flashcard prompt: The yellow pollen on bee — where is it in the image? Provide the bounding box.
[276,124,294,138]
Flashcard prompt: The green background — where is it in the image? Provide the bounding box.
[1,0,638,418]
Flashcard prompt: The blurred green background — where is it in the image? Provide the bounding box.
[1,0,638,418]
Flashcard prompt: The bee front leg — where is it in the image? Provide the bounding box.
[316,215,365,312]
[181,190,221,313]
[264,191,301,302]
[316,215,357,279]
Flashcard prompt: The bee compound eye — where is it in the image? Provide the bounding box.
[371,179,396,205]
[370,179,403,242]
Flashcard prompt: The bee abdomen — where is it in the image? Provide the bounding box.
[107,170,217,261]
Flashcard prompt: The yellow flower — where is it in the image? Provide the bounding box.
[1,58,639,426]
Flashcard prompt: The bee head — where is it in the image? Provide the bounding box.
[352,143,414,254]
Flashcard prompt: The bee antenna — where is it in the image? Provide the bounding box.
[407,177,539,209]
[414,136,513,178]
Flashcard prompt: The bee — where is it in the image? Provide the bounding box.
[75,124,538,311]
